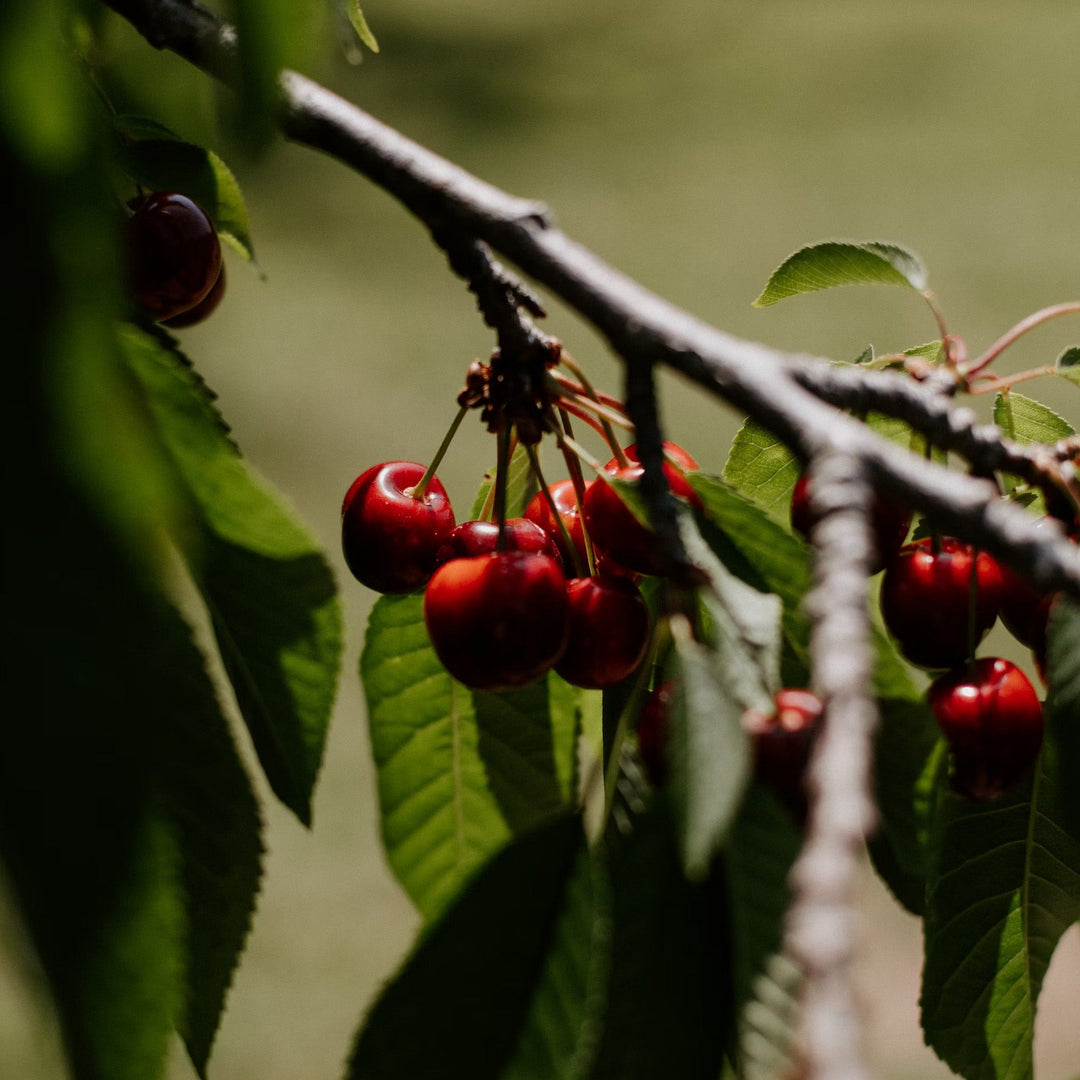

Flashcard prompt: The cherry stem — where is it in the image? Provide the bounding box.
[965,365,1057,395]
[549,379,635,434]
[554,430,606,475]
[525,443,586,576]
[494,425,512,549]
[412,405,467,501]
[557,408,598,576]
[962,301,1080,378]
[547,394,614,441]
[555,355,631,466]
[922,291,952,359]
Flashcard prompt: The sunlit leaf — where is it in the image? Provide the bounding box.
[346,0,379,52]
[753,241,927,307]
[993,391,1075,445]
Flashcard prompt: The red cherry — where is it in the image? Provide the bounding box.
[790,472,911,573]
[608,442,701,506]
[741,688,824,819]
[998,518,1075,651]
[524,479,591,573]
[434,517,560,566]
[636,682,674,786]
[927,657,1043,801]
[341,462,455,594]
[162,263,226,328]
[127,192,223,321]
[880,537,1003,669]
[423,552,569,690]
[554,575,651,689]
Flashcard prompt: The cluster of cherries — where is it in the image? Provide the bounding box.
[792,472,1061,801]
[125,191,226,327]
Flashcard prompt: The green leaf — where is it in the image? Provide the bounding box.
[854,344,874,364]
[469,442,538,520]
[721,418,802,524]
[346,815,585,1080]
[114,119,256,261]
[725,784,803,1080]
[993,391,1076,445]
[122,327,341,826]
[361,593,511,920]
[588,805,732,1080]
[753,241,927,307]
[346,0,380,52]
[904,340,947,364]
[1046,597,1080,841]
[920,741,1080,1080]
[1055,346,1080,386]
[667,615,753,879]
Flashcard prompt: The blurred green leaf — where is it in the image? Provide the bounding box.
[904,340,947,363]
[122,327,341,826]
[726,784,803,1080]
[1046,597,1080,841]
[993,391,1076,445]
[753,241,927,307]
[1055,345,1080,385]
[920,740,1080,1080]
[346,0,380,52]
[346,815,585,1080]
[469,442,538,520]
[114,118,256,261]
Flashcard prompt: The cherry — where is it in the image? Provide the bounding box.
[927,657,1043,801]
[880,537,1003,669]
[127,192,223,321]
[434,517,560,566]
[741,688,824,820]
[997,518,1075,652]
[583,443,701,577]
[423,552,569,690]
[524,479,591,573]
[162,263,226,329]
[341,462,455,594]
[554,575,651,689]
[608,442,701,506]
[790,472,911,573]
[636,682,674,786]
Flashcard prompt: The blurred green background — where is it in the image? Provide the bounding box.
[3,1,1079,1077]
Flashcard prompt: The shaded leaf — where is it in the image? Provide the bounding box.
[667,615,753,879]
[753,240,927,307]
[1055,346,1080,386]
[346,815,584,1080]
[122,327,341,826]
[114,119,255,261]
[469,442,538,520]
[920,740,1080,1080]
[854,344,874,365]
[589,804,732,1080]
[725,784,803,1080]
[1046,597,1080,840]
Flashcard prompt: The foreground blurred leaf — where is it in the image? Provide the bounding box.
[1046,597,1080,840]
[346,815,585,1079]
[345,0,379,52]
[122,327,341,826]
[753,240,927,307]
[920,739,1080,1080]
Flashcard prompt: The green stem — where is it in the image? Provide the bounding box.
[525,442,586,575]
[412,405,467,501]
[494,425,512,548]
[556,354,631,465]
[557,408,598,576]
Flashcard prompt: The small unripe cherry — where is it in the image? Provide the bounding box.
[434,518,560,566]
[554,575,651,689]
[927,657,1043,801]
[341,461,455,594]
[880,537,1003,669]
[127,192,223,321]
[423,552,570,690]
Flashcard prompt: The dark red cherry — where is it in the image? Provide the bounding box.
[423,552,569,690]
[790,472,911,573]
[636,682,674,786]
[162,263,226,328]
[741,688,824,820]
[524,479,591,573]
[608,442,702,507]
[927,657,1043,801]
[434,517,560,566]
[998,518,1075,651]
[341,461,455,594]
[127,192,223,321]
[554,575,651,689]
[880,537,1003,669]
